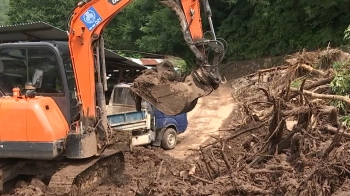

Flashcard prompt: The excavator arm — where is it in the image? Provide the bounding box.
[67,0,226,137]
[131,0,227,116]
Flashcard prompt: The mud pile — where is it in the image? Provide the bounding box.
[132,60,182,89]
[130,60,199,116]
[5,147,207,196]
[89,147,197,195]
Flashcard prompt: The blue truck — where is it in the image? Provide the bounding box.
[106,83,188,150]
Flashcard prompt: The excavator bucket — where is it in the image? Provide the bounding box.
[130,61,213,116]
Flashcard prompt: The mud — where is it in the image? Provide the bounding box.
[166,84,235,159]
[131,60,215,116]
[132,60,181,89]
[131,60,191,114]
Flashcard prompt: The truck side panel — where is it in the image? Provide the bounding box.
[154,109,188,133]
[107,110,146,127]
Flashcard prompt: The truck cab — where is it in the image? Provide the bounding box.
[107,83,188,149]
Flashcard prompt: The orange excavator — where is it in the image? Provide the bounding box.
[0,0,226,194]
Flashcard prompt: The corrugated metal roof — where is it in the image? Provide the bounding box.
[0,21,67,42]
[128,57,164,67]
[0,21,145,69]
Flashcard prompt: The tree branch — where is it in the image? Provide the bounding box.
[290,88,350,105]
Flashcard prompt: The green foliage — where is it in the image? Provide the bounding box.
[116,51,142,59]
[0,0,9,25]
[330,62,350,95]
[104,0,192,61]
[218,0,350,60]
[168,57,189,74]
[340,115,350,127]
[103,0,151,52]
[344,25,350,43]
[330,61,350,124]
[291,78,302,88]
[135,6,183,54]
[5,0,350,67]
[7,0,77,29]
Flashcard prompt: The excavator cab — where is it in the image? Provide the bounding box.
[0,42,79,124]
[0,42,68,157]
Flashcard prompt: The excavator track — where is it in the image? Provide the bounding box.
[47,148,125,195]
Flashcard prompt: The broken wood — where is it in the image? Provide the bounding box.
[316,105,339,127]
[155,160,164,181]
[290,88,350,105]
[244,65,291,78]
[199,147,214,180]
[322,125,350,139]
[173,48,350,196]
[288,76,334,99]
[298,63,328,76]
[220,142,232,170]
[224,178,273,195]
[207,122,267,148]
[322,128,343,159]
[190,174,213,184]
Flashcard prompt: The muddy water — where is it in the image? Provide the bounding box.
[166,84,235,159]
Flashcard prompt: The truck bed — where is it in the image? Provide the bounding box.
[107,110,147,131]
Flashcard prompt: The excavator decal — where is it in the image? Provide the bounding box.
[108,0,121,5]
[80,7,103,31]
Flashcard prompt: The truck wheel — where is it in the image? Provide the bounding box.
[161,128,177,150]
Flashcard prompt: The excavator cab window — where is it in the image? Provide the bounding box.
[62,57,78,100]
[62,56,79,119]
[0,47,63,95]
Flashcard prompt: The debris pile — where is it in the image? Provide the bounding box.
[186,48,350,195]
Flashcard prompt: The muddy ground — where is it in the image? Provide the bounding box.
[4,84,234,196]
[6,48,350,196]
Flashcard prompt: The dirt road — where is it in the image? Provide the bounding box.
[166,84,235,159]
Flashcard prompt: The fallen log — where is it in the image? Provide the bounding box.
[289,76,334,99]
[205,121,267,148]
[290,88,350,105]
[322,124,350,139]
[223,178,272,195]
[298,63,328,77]
[244,65,291,78]
[316,105,339,127]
